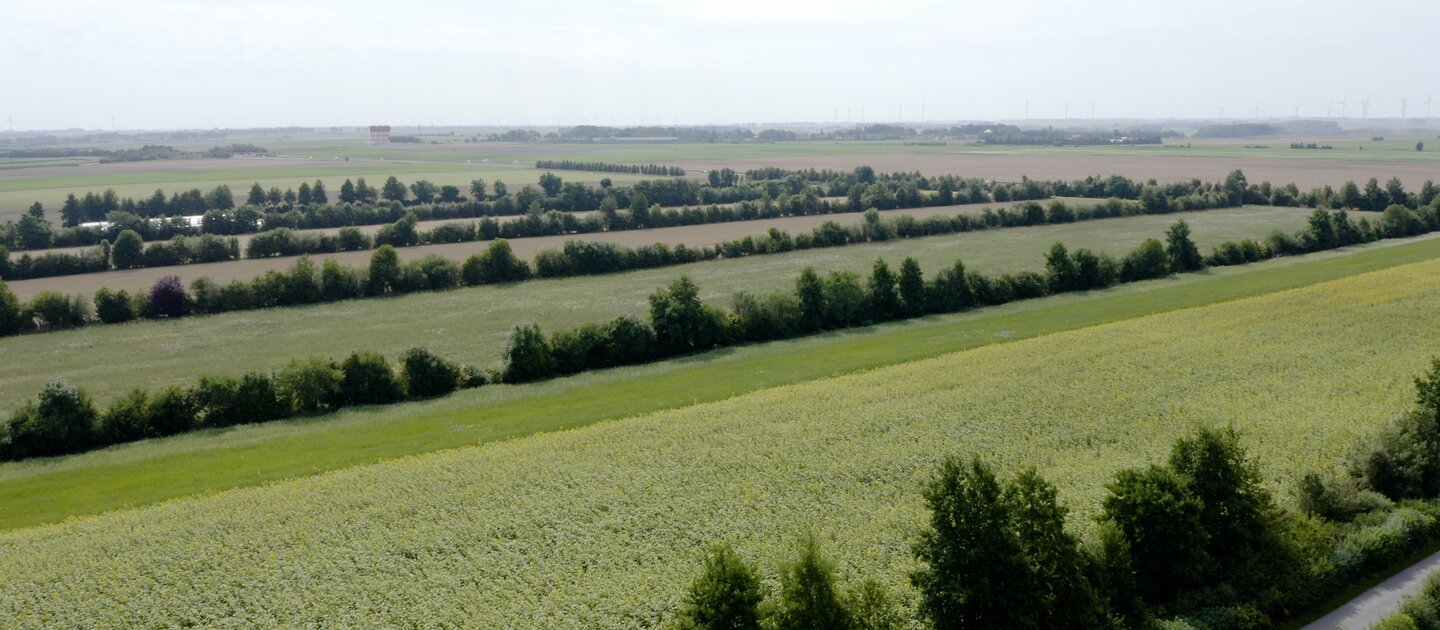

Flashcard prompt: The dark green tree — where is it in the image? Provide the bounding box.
[469,178,487,199]
[400,347,460,398]
[538,172,563,196]
[1165,221,1204,272]
[311,179,328,204]
[0,279,24,336]
[1120,238,1169,281]
[911,457,1036,628]
[678,543,764,630]
[368,245,401,295]
[1100,465,1211,607]
[897,257,926,316]
[503,323,554,383]
[649,276,725,353]
[111,229,144,269]
[381,176,407,202]
[278,357,343,414]
[774,535,851,630]
[1045,243,1081,292]
[866,259,900,322]
[339,351,403,406]
[0,380,98,460]
[795,267,826,331]
[339,178,357,204]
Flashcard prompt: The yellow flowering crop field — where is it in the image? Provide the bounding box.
[3,258,1439,627]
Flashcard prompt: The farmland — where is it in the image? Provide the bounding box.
[4,241,1439,627]
[0,204,1318,404]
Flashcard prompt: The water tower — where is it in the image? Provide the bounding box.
[368,125,391,145]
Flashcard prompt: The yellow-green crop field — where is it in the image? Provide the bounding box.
[3,257,1440,627]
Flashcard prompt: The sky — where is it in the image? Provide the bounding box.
[3,0,1438,131]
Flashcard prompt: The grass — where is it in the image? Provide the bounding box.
[5,244,1440,626]
[0,205,1316,406]
[2,232,1439,531]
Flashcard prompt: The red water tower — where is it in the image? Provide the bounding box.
[368,125,391,145]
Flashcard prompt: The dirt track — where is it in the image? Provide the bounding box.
[4,199,1038,300]
[680,152,1440,190]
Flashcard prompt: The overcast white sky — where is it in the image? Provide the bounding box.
[3,0,1437,130]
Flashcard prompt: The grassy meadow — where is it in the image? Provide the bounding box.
[4,240,1440,627]
[0,205,1316,406]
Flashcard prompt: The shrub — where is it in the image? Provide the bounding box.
[400,347,460,398]
[1101,465,1211,607]
[194,372,287,427]
[146,386,198,437]
[461,238,530,285]
[27,291,87,329]
[1330,507,1435,578]
[0,381,98,460]
[1121,238,1170,281]
[278,357,343,414]
[149,275,189,317]
[649,276,727,354]
[844,580,903,630]
[339,351,403,406]
[0,279,27,335]
[502,323,554,383]
[677,543,764,630]
[98,389,152,444]
[1347,409,1440,500]
[111,229,144,269]
[774,536,850,630]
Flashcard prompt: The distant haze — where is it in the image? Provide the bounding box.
[3,0,1437,130]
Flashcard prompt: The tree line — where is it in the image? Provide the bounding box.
[533,160,686,176]
[673,361,1440,628]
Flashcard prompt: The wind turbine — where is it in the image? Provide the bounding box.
[1326,102,1334,118]
[1339,97,1347,119]
[1253,102,1260,120]
[1401,97,1410,121]
[1427,93,1435,119]
[1292,104,1301,118]
[1361,97,1371,119]
[1217,105,1226,120]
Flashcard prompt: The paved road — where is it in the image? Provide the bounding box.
[1306,548,1440,629]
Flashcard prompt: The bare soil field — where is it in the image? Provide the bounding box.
[681,152,1440,189]
[4,198,1084,299]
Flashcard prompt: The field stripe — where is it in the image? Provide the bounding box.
[1,233,1439,530]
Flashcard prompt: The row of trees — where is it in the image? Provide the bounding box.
[0,347,478,461]
[677,363,1440,627]
[533,160,686,176]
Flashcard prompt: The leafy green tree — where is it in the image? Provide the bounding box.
[1339,181,1363,209]
[1386,177,1410,208]
[0,279,23,336]
[845,580,902,630]
[1045,243,1081,292]
[145,386,198,436]
[93,288,135,324]
[503,323,555,383]
[99,388,151,444]
[897,257,926,316]
[822,271,866,328]
[866,259,900,321]
[1165,221,1204,272]
[339,351,403,406]
[278,357,343,414]
[492,180,508,197]
[381,176,407,202]
[469,178,487,199]
[649,276,725,353]
[911,457,1036,628]
[795,267,826,331]
[461,238,530,285]
[1307,209,1338,250]
[0,380,98,460]
[1101,465,1211,607]
[15,212,53,249]
[774,535,851,630]
[1415,357,1440,417]
[1120,238,1169,281]
[311,179,328,204]
[410,180,439,203]
[538,172,563,196]
[924,260,974,313]
[400,347,460,397]
[1009,470,1105,625]
[368,245,401,295]
[339,179,357,204]
[297,181,313,205]
[27,291,87,329]
[678,543,764,630]
[354,177,377,203]
[110,229,144,269]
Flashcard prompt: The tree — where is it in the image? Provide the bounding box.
[381,176,407,202]
[538,172,563,196]
[1307,209,1338,250]
[93,287,135,324]
[146,386,198,436]
[461,238,530,285]
[27,292,86,329]
[493,180,508,198]
[1165,221,1204,272]
[149,275,189,317]
[1339,180,1363,209]
[1386,177,1410,208]
[0,279,23,336]
[339,179,357,204]
[1101,465,1211,606]
[61,194,83,226]
[297,181,313,205]
[0,380,98,460]
[1419,141,1426,152]
[1007,469,1104,626]
[503,323,554,383]
[410,180,439,203]
[649,276,725,354]
[866,259,900,321]
[911,457,1036,628]
[1120,238,1169,282]
[1045,243,1081,292]
[16,212,53,249]
[469,178,488,200]
[311,179,328,204]
[354,177,377,203]
[897,257,925,316]
[1415,357,1440,418]
[822,271,866,328]
[795,267,826,331]
[278,357,343,414]
[400,347,460,398]
[368,245,401,295]
[678,543,764,630]
[112,229,144,269]
[774,535,851,630]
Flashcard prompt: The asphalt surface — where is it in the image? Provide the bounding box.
[1305,548,1440,629]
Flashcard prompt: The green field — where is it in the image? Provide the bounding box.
[0,205,1315,408]
[3,238,1439,627]
[2,232,1438,534]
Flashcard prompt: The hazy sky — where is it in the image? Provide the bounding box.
[4,0,1438,130]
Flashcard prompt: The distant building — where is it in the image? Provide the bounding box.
[369,125,392,145]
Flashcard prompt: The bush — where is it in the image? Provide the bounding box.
[0,381,98,460]
[27,291,87,329]
[149,275,189,317]
[93,288,136,324]
[1330,507,1435,578]
[773,536,851,630]
[98,389,151,444]
[677,543,764,630]
[1121,238,1170,281]
[0,279,22,336]
[502,323,554,383]
[146,386,198,437]
[649,276,727,354]
[461,238,531,285]
[194,372,287,427]
[1348,409,1440,500]
[400,347,460,398]
[339,351,404,406]
[278,357,343,414]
